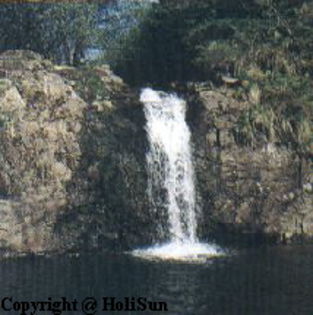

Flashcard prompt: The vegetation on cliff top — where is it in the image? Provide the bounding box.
[0,0,312,156]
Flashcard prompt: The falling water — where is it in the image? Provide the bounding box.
[142,88,197,242]
[133,88,222,261]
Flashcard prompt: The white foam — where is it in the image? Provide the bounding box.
[132,241,224,263]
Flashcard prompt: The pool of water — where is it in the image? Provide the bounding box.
[0,245,312,314]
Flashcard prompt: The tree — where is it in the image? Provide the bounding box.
[0,3,99,65]
[98,0,153,60]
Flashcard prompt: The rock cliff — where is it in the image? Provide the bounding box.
[0,50,312,254]
[186,84,312,243]
[0,50,154,253]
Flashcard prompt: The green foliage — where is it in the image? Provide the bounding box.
[99,0,152,53]
[109,0,312,82]
[107,4,196,85]
[0,3,99,65]
[108,0,266,84]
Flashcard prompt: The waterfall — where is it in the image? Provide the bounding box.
[141,88,197,243]
[133,88,222,261]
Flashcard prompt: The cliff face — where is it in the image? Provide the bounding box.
[0,50,154,253]
[186,85,312,243]
[0,50,312,254]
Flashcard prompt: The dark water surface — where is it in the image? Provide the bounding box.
[0,245,313,315]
